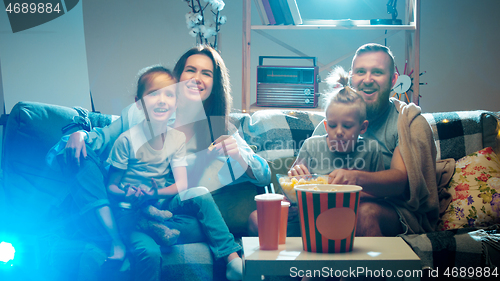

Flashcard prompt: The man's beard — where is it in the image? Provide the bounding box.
[366,90,391,120]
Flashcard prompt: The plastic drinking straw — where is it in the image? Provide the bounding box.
[270,183,275,194]
[265,186,269,194]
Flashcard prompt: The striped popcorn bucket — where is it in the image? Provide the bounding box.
[295,184,362,253]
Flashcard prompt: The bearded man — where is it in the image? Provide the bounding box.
[291,43,439,236]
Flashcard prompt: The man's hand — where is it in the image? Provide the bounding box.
[328,169,358,185]
[64,131,87,169]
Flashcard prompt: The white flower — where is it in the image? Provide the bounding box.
[487,177,500,189]
[189,27,200,37]
[211,0,225,11]
[186,12,202,24]
[195,13,203,22]
[199,25,207,35]
[475,211,493,226]
[456,158,472,168]
[456,157,472,168]
[213,14,227,25]
[199,25,216,39]
[183,0,225,48]
[186,19,196,28]
[206,28,217,38]
[218,15,227,25]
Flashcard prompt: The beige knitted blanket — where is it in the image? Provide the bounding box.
[391,99,440,234]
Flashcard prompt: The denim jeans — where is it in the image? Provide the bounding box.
[60,148,111,242]
[127,187,242,281]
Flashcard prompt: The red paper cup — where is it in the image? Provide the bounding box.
[295,184,362,253]
[279,201,290,244]
[255,194,284,250]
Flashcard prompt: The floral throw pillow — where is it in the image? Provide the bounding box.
[440,147,500,230]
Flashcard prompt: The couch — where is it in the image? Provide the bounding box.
[1,101,499,280]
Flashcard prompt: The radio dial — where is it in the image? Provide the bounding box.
[304,88,314,95]
[305,99,311,104]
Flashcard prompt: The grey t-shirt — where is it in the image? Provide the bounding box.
[362,100,399,169]
[295,135,385,175]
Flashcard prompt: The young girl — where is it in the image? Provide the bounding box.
[107,64,244,281]
[288,66,385,179]
[106,66,187,245]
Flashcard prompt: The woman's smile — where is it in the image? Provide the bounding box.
[180,54,214,101]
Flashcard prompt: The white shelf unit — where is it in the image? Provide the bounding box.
[242,0,420,113]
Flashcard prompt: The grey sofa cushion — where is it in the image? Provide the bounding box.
[161,242,226,280]
[423,110,500,160]
[231,110,325,161]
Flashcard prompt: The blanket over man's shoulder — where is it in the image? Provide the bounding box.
[391,98,440,234]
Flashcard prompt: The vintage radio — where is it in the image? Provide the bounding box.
[256,56,319,108]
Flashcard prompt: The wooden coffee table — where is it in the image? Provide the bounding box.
[242,237,421,280]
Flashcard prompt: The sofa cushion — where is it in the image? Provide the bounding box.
[440,147,500,230]
[161,243,226,281]
[423,110,499,161]
[481,111,500,154]
[231,110,324,161]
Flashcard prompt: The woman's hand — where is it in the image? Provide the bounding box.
[64,131,87,169]
[211,135,259,179]
[288,164,310,177]
[211,135,242,162]
[328,169,358,185]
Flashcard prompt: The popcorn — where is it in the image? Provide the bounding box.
[278,175,328,203]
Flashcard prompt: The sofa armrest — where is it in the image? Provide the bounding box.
[2,101,113,226]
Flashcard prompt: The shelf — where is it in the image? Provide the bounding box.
[242,0,420,113]
[251,24,416,31]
